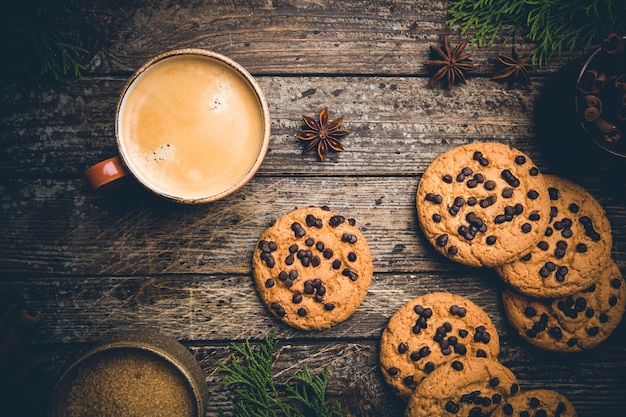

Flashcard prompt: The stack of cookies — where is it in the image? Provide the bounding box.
[379,292,578,416]
[415,142,625,353]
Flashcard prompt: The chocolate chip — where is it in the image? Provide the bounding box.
[587,326,600,336]
[291,222,306,238]
[486,236,497,245]
[410,351,421,361]
[529,167,539,176]
[527,189,539,199]
[479,195,497,208]
[450,305,467,317]
[297,307,307,316]
[609,295,618,306]
[568,203,580,213]
[537,241,549,251]
[451,360,464,371]
[580,216,601,241]
[521,253,532,261]
[484,180,496,190]
[436,234,449,247]
[529,212,540,221]
[448,246,459,256]
[489,377,500,387]
[501,169,520,187]
[292,293,303,303]
[515,155,526,165]
[521,223,532,233]
[342,268,358,281]
[476,349,487,358]
[387,367,399,376]
[473,151,489,166]
[567,338,578,347]
[600,313,609,323]
[492,394,502,404]
[305,237,314,246]
[403,375,414,387]
[433,213,442,223]
[503,404,514,416]
[611,278,622,288]
[265,279,275,288]
[332,259,341,269]
[424,361,435,373]
[398,343,408,354]
[348,252,357,261]
[271,302,285,317]
[548,187,559,200]
[323,248,333,259]
[443,174,453,183]
[329,215,345,227]
[341,233,357,244]
[324,303,335,311]
[502,187,514,198]
[524,306,537,317]
[549,326,563,340]
[454,343,467,355]
[445,400,460,414]
[510,383,520,394]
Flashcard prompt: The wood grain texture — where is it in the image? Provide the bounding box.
[1,1,625,416]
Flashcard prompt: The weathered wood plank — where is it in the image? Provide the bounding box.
[7,339,626,417]
[2,76,543,176]
[4,75,620,179]
[1,177,624,276]
[84,0,580,76]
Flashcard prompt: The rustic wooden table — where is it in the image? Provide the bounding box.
[1,1,625,416]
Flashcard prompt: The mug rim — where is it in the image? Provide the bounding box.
[115,48,271,203]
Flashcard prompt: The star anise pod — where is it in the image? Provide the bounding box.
[296,107,349,161]
[492,46,532,84]
[424,36,476,90]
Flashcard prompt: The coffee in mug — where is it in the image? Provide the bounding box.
[85,49,270,203]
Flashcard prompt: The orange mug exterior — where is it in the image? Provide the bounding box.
[84,156,129,190]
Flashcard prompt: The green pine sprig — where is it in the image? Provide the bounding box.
[446,0,626,66]
[218,334,347,417]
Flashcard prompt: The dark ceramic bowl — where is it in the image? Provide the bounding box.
[574,34,626,158]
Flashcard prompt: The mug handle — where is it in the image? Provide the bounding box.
[84,156,130,190]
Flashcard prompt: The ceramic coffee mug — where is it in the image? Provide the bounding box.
[85,49,271,203]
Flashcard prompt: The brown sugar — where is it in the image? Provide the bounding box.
[62,348,196,417]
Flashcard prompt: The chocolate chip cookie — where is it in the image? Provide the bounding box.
[491,389,577,417]
[252,207,373,330]
[416,142,550,267]
[405,357,520,417]
[495,175,612,298]
[502,258,625,351]
[379,292,500,398]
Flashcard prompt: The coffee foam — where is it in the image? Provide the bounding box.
[117,54,265,200]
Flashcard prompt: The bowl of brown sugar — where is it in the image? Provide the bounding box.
[47,331,207,417]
